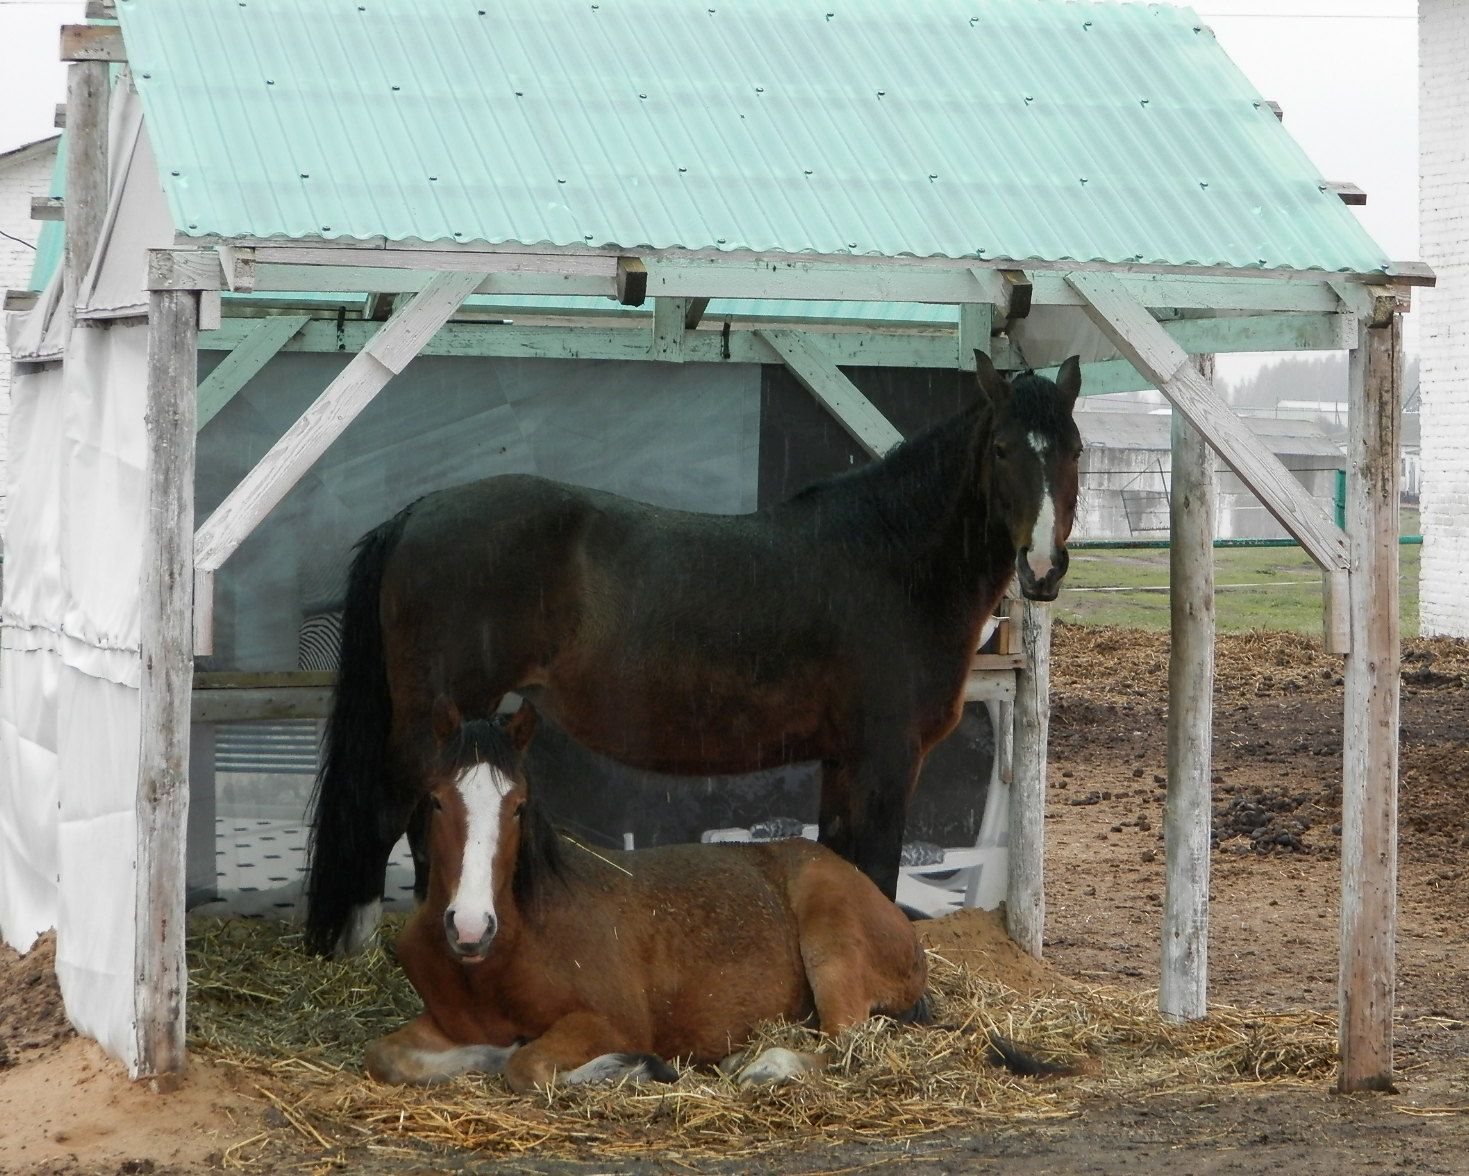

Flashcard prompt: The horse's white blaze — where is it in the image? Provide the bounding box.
[449,762,515,944]
[1025,432,1057,580]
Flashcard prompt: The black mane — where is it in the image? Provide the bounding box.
[1008,370,1074,435]
[444,717,564,908]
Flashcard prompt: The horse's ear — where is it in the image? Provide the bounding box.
[431,696,461,745]
[505,702,538,753]
[1055,355,1082,411]
[973,350,1010,406]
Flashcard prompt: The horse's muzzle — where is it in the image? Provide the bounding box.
[1016,547,1069,602]
[444,908,497,961]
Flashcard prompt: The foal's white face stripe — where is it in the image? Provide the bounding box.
[1026,432,1057,579]
[448,762,515,945]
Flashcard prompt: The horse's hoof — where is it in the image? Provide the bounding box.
[733,1047,824,1086]
[334,899,383,959]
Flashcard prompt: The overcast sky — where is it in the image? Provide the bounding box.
[0,0,1421,359]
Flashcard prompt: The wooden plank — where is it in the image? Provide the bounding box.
[193,272,481,574]
[683,297,710,330]
[191,686,335,723]
[53,103,66,129]
[30,196,64,222]
[192,569,214,657]
[1328,181,1368,206]
[756,329,904,458]
[135,289,198,1080]
[962,670,1016,705]
[63,62,109,306]
[84,0,116,18]
[147,249,223,291]
[197,315,310,430]
[615,257,647,306]
[3,291,38,313]
[60,23,126,62]
[1160,355,1217,1023]
[1338,314,1402,1093]
[651,297,686,361]
[195,670,336,690]
[1002,270,1033,319]
[957,304,992,371]
[1007,598,1051,958]
[197,290,222,331]
[1069,272,1349,577]
[217,245,255,293]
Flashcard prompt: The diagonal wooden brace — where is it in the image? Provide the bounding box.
[191,271,484,652]
[1068,272,1350,649]
[756,329,904,458]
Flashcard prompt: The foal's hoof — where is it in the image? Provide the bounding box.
[733,1047,825,1086]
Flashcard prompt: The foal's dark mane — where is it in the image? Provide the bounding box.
[444,718,564,908]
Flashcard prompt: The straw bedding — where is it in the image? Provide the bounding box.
[186,914,1338,1167]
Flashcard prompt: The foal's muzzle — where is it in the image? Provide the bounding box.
[1016,546,1069,602]
[444,908,497,961]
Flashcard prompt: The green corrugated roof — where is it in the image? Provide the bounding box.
[116,0,1395,276]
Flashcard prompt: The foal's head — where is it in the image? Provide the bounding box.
[427,702,548,962]
[973,351,1083,602]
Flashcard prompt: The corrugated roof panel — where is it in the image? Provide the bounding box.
[117,0,1394,275]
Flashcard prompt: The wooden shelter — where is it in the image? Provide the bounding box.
[0,0,1425,1095]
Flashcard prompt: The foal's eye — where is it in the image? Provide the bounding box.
[429,795,442,812]
[994,442,1010,460]
[514,801,526,819]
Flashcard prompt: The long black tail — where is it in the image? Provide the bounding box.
[303,510,413,955]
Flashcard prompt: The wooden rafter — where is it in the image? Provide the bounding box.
[191,271,483,651]
[196,314,310,430]
[755,329,903,458]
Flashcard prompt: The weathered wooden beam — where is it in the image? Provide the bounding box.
[192,272,483,593]
[3,291,38,313]
[84,0,117,18]
[30,196,64,222]
[755,329,904,458]
[683,297,710,330]
[1328,181,1368,206]
[1068,272,1350,584]
[147,249,224,291]
[1160,355,1217,1023]
[53,103,66,129]
[197,314,310,430]
[615,257,647,306]
[1337,314,1402,1094]
[135,289,198,1080]
[957,304,993,371]
[60,23,126,63]
[63,61,109,305]
[651,297,686,361]
[1006,598,1050,958]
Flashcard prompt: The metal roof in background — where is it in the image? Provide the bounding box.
[116,0,1396,276]
[1078,408,1343,457]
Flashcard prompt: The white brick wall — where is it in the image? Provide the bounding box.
[0,138,60,545]
[1419,0,1469,635]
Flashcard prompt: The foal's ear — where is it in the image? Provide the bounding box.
[1055,355,1082,411]
[430,696,462,745]
[973,350,1010,406]
[505,702,538,753]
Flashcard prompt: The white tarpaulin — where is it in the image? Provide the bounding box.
[1,69,152,1072]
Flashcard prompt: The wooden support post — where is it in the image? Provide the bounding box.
[683,297,710,330]
[1007,597,1051,957]
[192,271,482,590]
[1161,355,1217,1021]
[651,297,687,361]
[135,289,199,1080]
[756,329,904,458]
[957,304,992,370]
[62,61,109,307]
[1338,314,1402,1093]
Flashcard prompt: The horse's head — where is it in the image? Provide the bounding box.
[426,700,539,963]
[973,350,1083,602]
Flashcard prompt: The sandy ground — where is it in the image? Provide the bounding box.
[1,624,1466,1174]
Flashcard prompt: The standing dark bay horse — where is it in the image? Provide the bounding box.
[305,351,1082,956]
[365,704,928,1090]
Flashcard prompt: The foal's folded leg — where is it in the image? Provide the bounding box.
[365,1014,518,1085]
[503,1012,677,1093]
[723,1046,827,1086]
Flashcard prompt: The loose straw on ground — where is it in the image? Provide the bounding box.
[186,916,1339,1168]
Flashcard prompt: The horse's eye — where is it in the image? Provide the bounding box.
[429,794,442,812]
[514,801,526,819]
[994,442,1010,460]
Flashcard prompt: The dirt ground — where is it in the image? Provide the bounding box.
[1,624,1467,1175]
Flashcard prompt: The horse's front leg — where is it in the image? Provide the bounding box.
[365,1013,518,1085]
[503,1012,677,1094]
[819,741,921,901]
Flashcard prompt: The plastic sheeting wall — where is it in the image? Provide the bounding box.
[0,322,148,1072]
